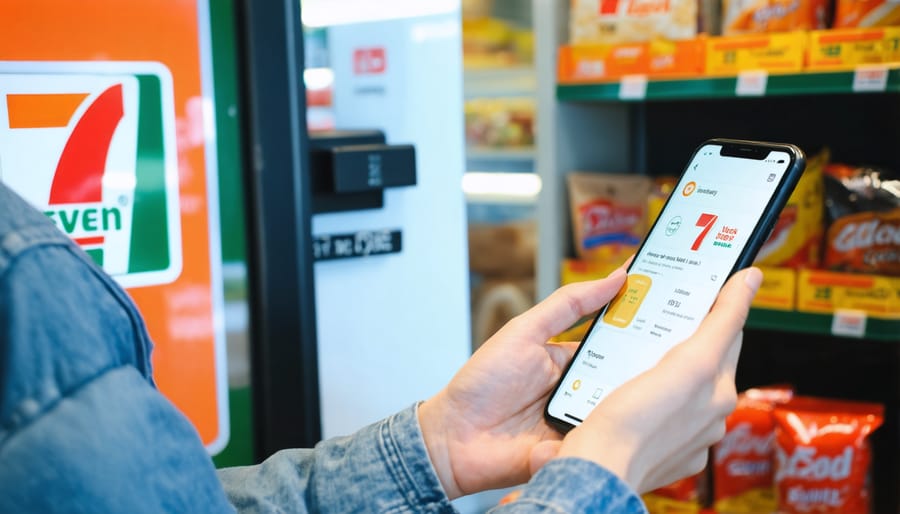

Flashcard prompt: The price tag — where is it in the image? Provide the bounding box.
[831,309,867,338]
[619,75,648,100]
[736,70,768,96]
[853,65,888,92]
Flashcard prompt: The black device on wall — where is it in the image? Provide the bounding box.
[309,130,417,213]
[237,0,322,459]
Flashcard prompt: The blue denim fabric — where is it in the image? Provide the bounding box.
[0,184,234,513]
[0,183,647,513]
[491,459,648,514]
[219,403,457,513]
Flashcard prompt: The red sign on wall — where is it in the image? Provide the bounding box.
[353,47,387,75]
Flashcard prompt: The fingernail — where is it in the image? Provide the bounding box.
[744,267,763,293]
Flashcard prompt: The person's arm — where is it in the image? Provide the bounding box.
[217,404,456,514]
[0,185,234,513]
[489,459,646,513]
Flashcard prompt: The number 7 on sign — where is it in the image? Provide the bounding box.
[692,213,718,251]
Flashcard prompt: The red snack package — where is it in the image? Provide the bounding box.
[773,397,884,514]
[713,386,794,513]
[643,472,704,513]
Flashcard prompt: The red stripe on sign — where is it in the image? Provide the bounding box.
[49,84,124,204]
[74,236,105,246]
[599,0,620,14]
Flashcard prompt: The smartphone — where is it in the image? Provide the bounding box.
[545,138,806,433]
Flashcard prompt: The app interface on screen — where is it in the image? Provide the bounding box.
[548,145,793,425]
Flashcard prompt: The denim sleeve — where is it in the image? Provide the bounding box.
[0,185,234,513]
[218,401,647,514]
[490,459,648,514]
[218,403,457,514]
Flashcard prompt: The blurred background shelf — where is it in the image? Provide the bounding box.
[747,309,900,342]
[466,146,535,172]
[464,66,536,98]
[557,67,900,102]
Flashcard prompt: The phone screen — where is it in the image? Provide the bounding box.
[546,142,801,427]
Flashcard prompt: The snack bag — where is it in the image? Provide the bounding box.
[570,0,699,45]
[647,176,678,227]
[755,149,827,268]
[644,472,705,513]
[721,0,828,34]
[834,0,900,27]
[823,164,900,276]
[568,172,651,262]
[713,386,794,514]
[773,397,884,514]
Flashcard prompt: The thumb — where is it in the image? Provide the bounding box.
[507,266,627,343]
[685,267,762,362]
[529,440,563,475]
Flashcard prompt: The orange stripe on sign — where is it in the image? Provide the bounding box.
[820,31,884,44]
[7,93,89,128]
[808,273,874,288]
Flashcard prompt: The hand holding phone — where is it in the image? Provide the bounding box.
[544,266,763,494]
[546,139,805,432]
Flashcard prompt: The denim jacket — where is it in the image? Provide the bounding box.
[0,183,646,513]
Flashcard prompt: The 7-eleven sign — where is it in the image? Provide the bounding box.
[0,62,181,288]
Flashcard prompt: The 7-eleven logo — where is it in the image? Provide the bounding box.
[0,63,181,287]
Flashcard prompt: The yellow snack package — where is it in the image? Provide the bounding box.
[754,149,827,268]
[570,0,699,44]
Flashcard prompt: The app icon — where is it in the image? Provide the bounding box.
[682,181,697,196]
[572,379,582,391]
[603,274,652,328]
[666,216,683,236]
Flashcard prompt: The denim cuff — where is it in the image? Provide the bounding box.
[378,403,457,513]
[494,458,647,513]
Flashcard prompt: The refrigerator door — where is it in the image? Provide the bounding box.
[313,12,471,439]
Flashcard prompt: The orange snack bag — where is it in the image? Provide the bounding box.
[722,0,828,34]
[713,386,794,514]
[823,164,900,276]
[773,397,884,514]
[824,209,900,276]
[834,0,900,27]
[643,472,704,513]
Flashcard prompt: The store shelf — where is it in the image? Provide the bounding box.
[462,171,541,204]
[464,66,536,98]
[467,146,535,160]
[557,67,900,102]
[747,308,899,342]
[466,146,535,172]
[466,147,534,173]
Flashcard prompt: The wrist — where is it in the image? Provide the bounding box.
[556,424,642,491]
[417,393,463,499]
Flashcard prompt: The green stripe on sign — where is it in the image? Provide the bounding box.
[129,74,170,273]
[85,248,104,267]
